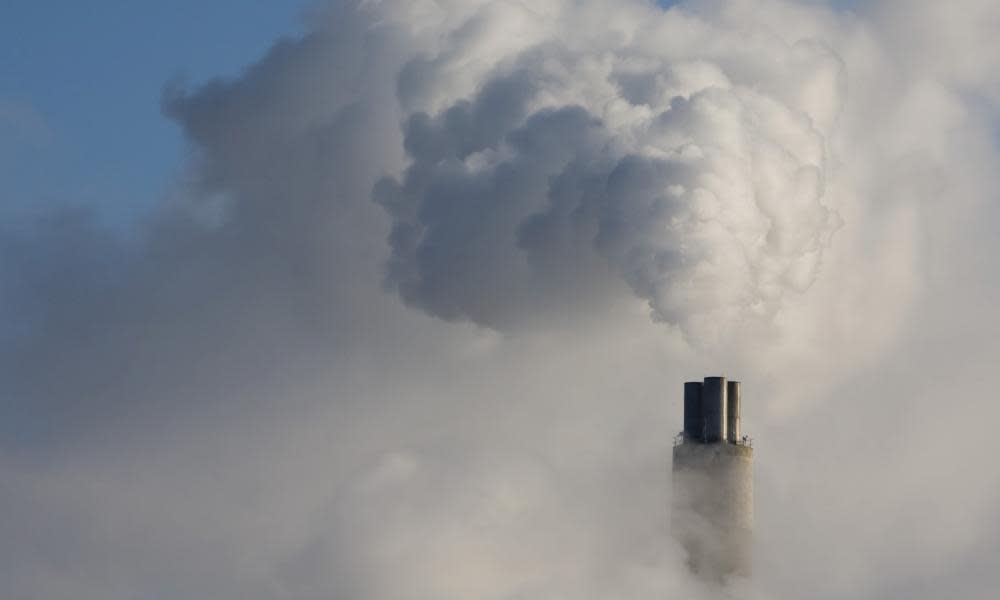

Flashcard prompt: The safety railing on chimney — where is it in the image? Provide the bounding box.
[674,432,753,448]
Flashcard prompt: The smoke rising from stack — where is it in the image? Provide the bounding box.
[2,1,1000,599]
[376,4,844,345]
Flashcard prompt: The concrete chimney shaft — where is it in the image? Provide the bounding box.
[672,376,753,581]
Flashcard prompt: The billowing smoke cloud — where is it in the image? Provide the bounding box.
[378,14,844,343]
[2,1,1000,599]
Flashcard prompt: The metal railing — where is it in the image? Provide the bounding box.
[674,432,753,448]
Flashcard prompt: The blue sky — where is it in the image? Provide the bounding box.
[1,0,313,228]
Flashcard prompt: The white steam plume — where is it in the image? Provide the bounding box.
[377,0,844,345]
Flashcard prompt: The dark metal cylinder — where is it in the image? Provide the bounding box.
[683,382,704,441]
[702,376,727,443]
[727,380,741,443]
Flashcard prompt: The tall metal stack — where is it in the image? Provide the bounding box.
[671,376,753,581]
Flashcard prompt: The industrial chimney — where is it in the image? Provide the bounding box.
[671,376,753,581]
